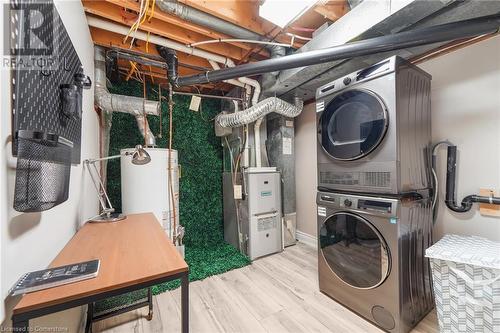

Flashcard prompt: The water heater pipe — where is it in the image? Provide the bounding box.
[94,46,160,183]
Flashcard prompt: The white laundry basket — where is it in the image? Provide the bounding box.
[426,234,500,333]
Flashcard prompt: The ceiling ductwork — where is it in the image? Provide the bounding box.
[270,0,500,99]
[94,46,160,179]
[155,0,286,89]
[216,97,303,128]
[175,14,500,87]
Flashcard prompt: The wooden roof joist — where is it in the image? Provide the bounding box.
[101,0,271,58]
[90,27,212,71]
[83,1,256,61]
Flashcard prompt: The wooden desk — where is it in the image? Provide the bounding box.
[12,213,189,332]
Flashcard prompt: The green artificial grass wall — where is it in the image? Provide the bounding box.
[106,81,225,247]
[98,81,250,312]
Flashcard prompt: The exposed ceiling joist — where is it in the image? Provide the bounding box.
[101,0,272,58]
[314,2,348,22]
[179,0,281,39]
[83,0,349,92]
[84,2,254,61]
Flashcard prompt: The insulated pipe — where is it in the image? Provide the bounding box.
[177,15,500,86]
[156,0,286,53]
[95,47,159,147]
[155,0,286,87]
[445,146,500,213]
[95,48,160,145]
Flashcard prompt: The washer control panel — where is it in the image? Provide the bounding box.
[317,192,398,217]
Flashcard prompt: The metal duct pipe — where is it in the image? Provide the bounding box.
[177,15,500,86]
[155,0,286,87]
[216,97,303,128]
[156,0,286,52]
[95,47,160,147]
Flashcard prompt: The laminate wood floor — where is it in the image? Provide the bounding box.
[94,243,439,333]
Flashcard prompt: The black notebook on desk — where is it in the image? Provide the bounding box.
[10,259,100,296]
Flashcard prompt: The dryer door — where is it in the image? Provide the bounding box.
[319,89,388,161]
[319,212,390,289]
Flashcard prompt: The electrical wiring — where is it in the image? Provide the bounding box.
[148,0,156,21]
[123,0,156,48]
[285,32,312,41]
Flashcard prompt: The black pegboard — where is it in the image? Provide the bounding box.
[11,0,84,163]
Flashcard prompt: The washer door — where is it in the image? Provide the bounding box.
[319,89,388,161]
[319,212,390,289]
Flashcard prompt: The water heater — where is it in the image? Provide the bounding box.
[121,148,179,236]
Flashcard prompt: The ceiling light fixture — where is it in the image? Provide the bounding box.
[259,0,317,28]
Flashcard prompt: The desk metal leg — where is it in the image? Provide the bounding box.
[85,302,93,333]
[12,317,28,332]
[147,287,153,321]
[181,273,189,333]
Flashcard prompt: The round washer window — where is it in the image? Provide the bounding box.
[319,89,388,161]
[319,212,390,289]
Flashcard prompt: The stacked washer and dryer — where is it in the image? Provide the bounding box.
[315,56,434,333]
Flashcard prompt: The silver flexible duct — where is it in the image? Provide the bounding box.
[94,47,160,148]
[216,97,303,128]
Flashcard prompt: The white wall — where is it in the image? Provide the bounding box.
[0,0,98,330]
[295,36,500,242]
[419,35,500,241]
[295,102,318,238]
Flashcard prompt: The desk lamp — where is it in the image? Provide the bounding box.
[84,145,151,222]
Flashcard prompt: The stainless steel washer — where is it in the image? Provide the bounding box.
[316,56,432,194]
[317,191,434,333]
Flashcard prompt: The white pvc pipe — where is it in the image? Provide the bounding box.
[210,61,261,168]
[254,118,263,168]
[208,60,250,94]
[87,16,231,65]
[189,39,291,48]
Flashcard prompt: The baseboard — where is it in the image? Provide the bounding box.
[296,230,317,249]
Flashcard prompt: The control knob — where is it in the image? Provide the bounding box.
[343,77,352,85]
[343,199,352,207]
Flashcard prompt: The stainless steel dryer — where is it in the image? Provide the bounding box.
[317,191,433,333]
[316,56,432,194]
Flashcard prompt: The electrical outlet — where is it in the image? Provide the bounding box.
[189,95,201,111]
[234,185,242,200]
